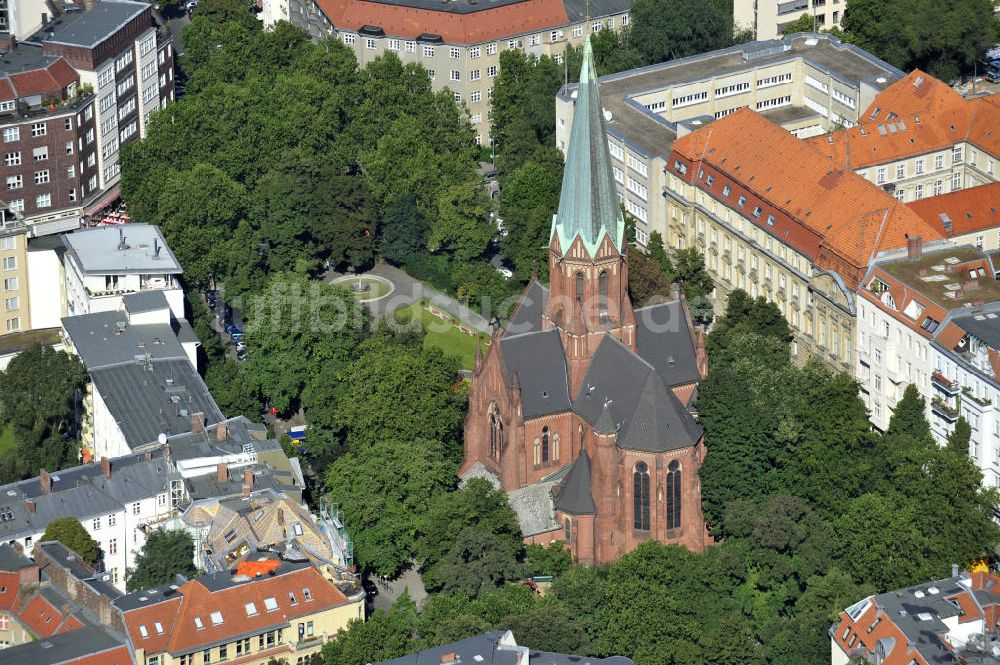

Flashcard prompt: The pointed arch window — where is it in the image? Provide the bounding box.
[666,460,681,530]
[598,270,609,319]
[575,271,585,303]
[533,438,541,466]
[633,462,650,531]
[541,426,550,463]
[552,433,560,461]
[564,518,572,543]
[488,405,503,461]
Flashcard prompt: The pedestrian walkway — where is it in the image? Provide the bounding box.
[327,263,491,335]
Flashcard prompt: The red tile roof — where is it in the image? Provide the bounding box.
[862,69,964,122]
[670,108,941,287]
[61,645,133,665]
[316,0,569,44]
[0,58,79,101]
[813,72,1000,171]
[907,182,1000,238]
[0,571,19,612]
[20,594,65,638]
[122,565,353,655]
[832,599,928,665]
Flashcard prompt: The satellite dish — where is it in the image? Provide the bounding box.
[158,433,167,445]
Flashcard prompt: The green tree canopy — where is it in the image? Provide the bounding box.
[126,529,199,592]
[42,518,100,566]
[0,345,87,481]
[886,384,933,444]
[948,417,972,455]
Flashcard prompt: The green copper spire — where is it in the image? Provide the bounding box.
[551,37,625,258]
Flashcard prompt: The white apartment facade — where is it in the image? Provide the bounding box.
[734,1,844,42]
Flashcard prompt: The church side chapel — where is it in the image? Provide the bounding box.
[460,39,709,565]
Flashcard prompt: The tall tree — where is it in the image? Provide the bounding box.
[0,345,87,479]
[127,530,199,592]
[42,518,100,566]
[324,439,457,577]
[947,417,972,455]
[627,0,738,66]
[886,384,932,444]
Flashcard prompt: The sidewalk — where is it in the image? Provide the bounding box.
[327,263,492,335]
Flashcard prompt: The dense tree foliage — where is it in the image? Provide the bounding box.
[839,0,998,81]
[126,529,199,592]
[122,18,487,297]
[42,518,100,566]
[0,345,87,482]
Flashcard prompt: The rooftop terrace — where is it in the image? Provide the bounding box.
[878,246,1000,307]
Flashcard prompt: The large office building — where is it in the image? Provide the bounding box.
[287,0,631,146]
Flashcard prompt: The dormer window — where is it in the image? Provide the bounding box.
[210,611,223,625]
[244,602,258,617]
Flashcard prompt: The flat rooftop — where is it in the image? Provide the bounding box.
[0,327,61,356]
[564,34,902,158]
[0,43,61,76]
[62,310,189,368]
[0,626,127,665]
[879,246,1000,306]
[62,224,181,275]
[30,1,148,49]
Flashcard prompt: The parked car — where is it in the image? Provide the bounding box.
[496,267,513,279]
[236,348,248,362]
[185,0,198,10]
[225,323,242,335]
[362,579,379,597]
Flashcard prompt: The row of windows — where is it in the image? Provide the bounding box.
[715,81,750,98]
[673,91,708,109]
[2,122,50,143]
[756,95,791,111]
[626,176,647,201]
[715,105,746,119]
[756,72,792,88]
[632,461,682,531]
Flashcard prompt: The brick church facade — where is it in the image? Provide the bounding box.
[459,40,710,565]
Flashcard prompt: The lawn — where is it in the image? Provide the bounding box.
[0,422,15,455]
[393,301,489,370]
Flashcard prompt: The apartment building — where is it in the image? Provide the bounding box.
[667,108,942,371]
[734,3,843,42]
[27,1,175,195]
[62,224,183,319]
[0,448,182,590]
[60,293,220,459]
[0,50,98,233]
[0,206,29,334]
[832,568,1000,664]
[555,34,903,252]
[289,0,630,145]
[907,181,1000,251]
[808,71,1000,205]
[115,558,364,665]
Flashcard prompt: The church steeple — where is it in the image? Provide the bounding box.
[551,37,625,259]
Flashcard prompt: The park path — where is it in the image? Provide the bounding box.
[326,263,492,335]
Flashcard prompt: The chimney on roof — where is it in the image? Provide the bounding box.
[216,463,228,483]
[144,450,153,462]
[39,468,51,493]
[953,563,960,577]
[216,423,227,442]
[100,456,111,479]
[25,498,35,513]
[277,509,284,525]
[191,412,205,434]
[907,235,923,260]
[243,467,253,487]
[241,483,251,498]
[439,653,459,665]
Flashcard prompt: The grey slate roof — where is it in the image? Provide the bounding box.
[121,290,170,313]
[0,626,126,665]
[89,358,224,448]
[635,301,702,388]
[184,464,286,501]
[0,449,170,541]
[62,310,188,368]
[499,329,572,419]
[34,1,149,49]
[562,0,631,22]
[574,335,702,452]
[552,450,595,515]
[951,313,1000,350]
[504,280,547,336]
[62,223,181,275]
[505,466,568,537]
[166,416,270,462]
[0,543,34,570]
[38,541,97,581]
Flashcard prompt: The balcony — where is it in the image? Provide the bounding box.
[0,90,95,121]
[931,371,959,396]
[931,397,959,422]
[962,388,992,409]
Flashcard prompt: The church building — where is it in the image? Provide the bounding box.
[460,39,710,564]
